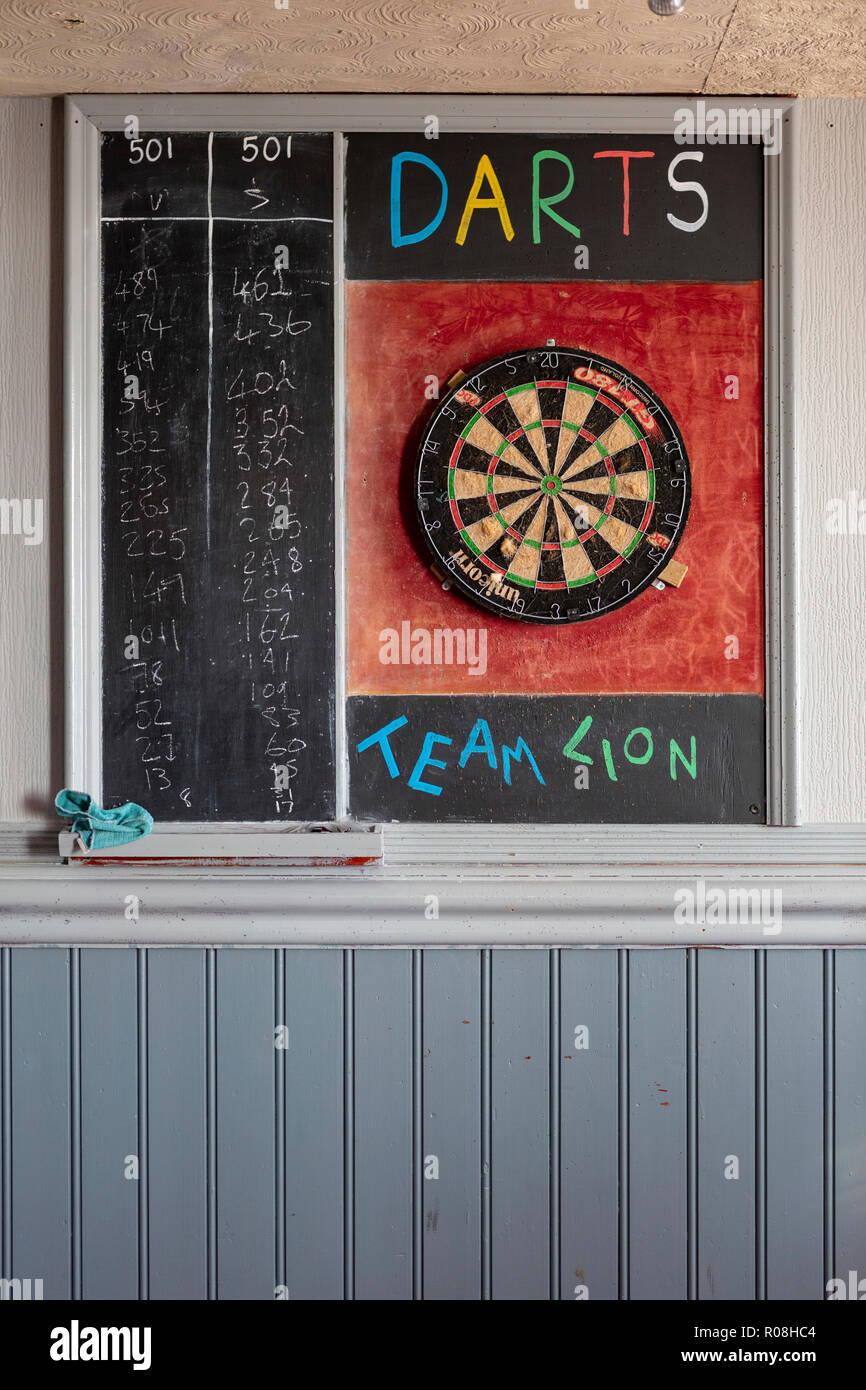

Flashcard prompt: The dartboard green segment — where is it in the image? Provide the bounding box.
[414,346,692,624]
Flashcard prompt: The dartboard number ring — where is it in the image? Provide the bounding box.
[415,346,691,624]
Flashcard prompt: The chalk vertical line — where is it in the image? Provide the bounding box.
[686,949,698,1301]
[343,948,354,1300]
[481,949,492,1300]
[618,949,630,1300]
[332,133,348,820]
[206,948,217,1300]
[823,949,836,1292]
[755,950,767,1299]
[205,130,214,554]
[137,949,149,1300]
[70,948,81,1299]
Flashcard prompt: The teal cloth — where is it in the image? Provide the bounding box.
[55,789,153,850]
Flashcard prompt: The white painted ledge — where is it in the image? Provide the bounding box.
[0,823,865,945]
[56,828,383,863]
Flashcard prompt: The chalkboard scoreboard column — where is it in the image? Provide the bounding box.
[100,132,335,821]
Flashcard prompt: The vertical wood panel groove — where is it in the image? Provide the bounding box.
[283,949,343,1298]
[79,950,138,1297]
[765,952,824,1298]
[481,948,491,1301]
[342,948,354,1301]
[205,948,217,1300]
[137,948,149,1300]
[628,951,687,1298]
[412,949,423,1300]
[275,948,285,1297]
[146,949,206,1298]
[755,949,766,1300]
[696,950,756,1300]
[618,949,629,1301]
[823,949,835,1291]
[0,947,10,1280]
[421,949,481,1300]
[489,951,549,1298]
[687,948,698,1301]
[70,946,81,1300]
[214,950,277,1298]
[549,948,560,1301]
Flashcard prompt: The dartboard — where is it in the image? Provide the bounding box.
[415,346,691,624]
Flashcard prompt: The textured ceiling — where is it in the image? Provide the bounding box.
[0,0,862,96]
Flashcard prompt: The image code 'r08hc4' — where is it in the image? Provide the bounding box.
[415,346,691,624]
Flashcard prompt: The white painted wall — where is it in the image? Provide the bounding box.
[798,99,866,821]
[0,97,862,823]
[0,98,62,822]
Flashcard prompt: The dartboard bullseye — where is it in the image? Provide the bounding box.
[415,346,691,624]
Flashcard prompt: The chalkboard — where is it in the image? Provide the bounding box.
[349,696,766,824]
[342,129,767,825]
[93,113,771,830]
[345,132,763,282]
[100,131,335,821]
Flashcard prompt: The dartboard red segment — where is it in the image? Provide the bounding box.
[415,346,692,624]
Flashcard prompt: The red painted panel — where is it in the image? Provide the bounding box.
[347,280,764,696]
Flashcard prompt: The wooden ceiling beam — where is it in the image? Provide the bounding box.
[0,0,731,97]
[0,2,860,99]
[706,0,864,97]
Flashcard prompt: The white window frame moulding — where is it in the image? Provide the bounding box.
[64,94,800,871]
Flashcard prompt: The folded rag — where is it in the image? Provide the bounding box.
[54,789,153,850]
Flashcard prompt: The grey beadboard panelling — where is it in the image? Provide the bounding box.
[695,950,757,1300]
[834,952,866,1286]
[628,951,688,1300]
[490,950,551,1300]
[146,949,207,1300]
[765,951,825,1299]
[215,949,276,1300]
[283,948,344,1300]
[10,948,71,1299]
[79,948,139,1299]
[352,949,414,1300]
[559,949,619,1302]
[0,945,863,1302]
[421,948,482,1301]
[6,950,70,1295]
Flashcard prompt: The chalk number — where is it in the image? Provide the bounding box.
[128,137,173,165]
[242,136,292,162]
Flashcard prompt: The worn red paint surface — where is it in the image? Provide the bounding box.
[346,279,764,696]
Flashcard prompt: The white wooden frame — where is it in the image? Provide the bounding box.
[64,95,799,863]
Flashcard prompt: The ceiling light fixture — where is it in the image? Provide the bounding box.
[648,0,686,14]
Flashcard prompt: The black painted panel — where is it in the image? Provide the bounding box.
[348,694,765,823]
